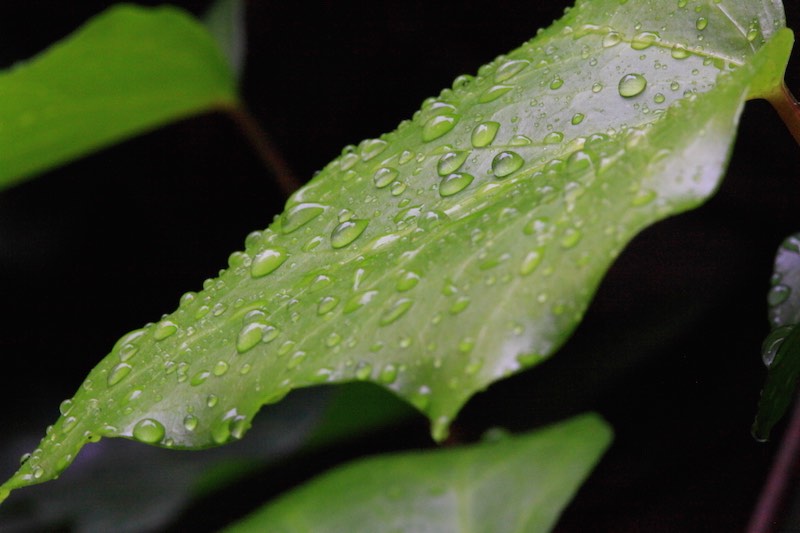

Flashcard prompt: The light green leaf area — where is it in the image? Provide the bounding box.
[0,4,237,188]
[0,0,792,501]
[224,413,612,533]
[753,233,800,441]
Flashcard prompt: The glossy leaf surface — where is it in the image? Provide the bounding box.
[0,0,792,501]
[224,414,612,533]
[753,233,800,440]
[0,4,237,188]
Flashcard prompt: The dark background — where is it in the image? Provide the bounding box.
[1,1,800,531]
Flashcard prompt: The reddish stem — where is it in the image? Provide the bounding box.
[767,83,800,147]
[222,104,302,196]
[748,393,800,533]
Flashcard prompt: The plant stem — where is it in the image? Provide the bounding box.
[222,104,303,196]
[768,83,800,147]
[748,393,800,533]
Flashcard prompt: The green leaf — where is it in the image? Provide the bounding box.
[203,0,246,81]
[753,233,800,441]
[223,413,612,533]
[0,0,793,501]
[0,4,237,189]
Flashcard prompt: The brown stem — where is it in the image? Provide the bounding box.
[747,393,800,533]
[222,104,303,196]
[767,83,800,147]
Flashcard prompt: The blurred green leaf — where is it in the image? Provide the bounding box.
[753,233,800,441]
[204,0,246,81]
[0,4,237,188]
[224,413,612,533]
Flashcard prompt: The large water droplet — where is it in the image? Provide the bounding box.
[183,415,198,431]
[153,320,178,341]
[696,17,708,30]
[479,84,513,103]
[495,59,529,82]
[359,138,388,161]
[602,31,622,47]
[422,115,459,142]
[671,44,691,59]
[544,131,564,144]
[107,363,132,387]
[471,121,500,148]
[373,167,399,189]
[491,151,524,178]
[132,418,165,444]
[439,173,474,197]
[437,151,470,176]
[281,203,325,234]
[236,322,279,353]
[618,73,647,98]
[396,271,421,292]
[251,247,288,278]
[631,31,659,50]
[379,298,414,326]
[331,219,369,248]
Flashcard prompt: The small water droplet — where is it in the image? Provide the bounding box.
[696,17,708,30]
[373,167,399,188]
[768,285,791,307]
[602,31,622,47]
[107,363,132,387]
[653,93,666,104]
[491,151,524,178]
[561,228,583,248]
[449,296,471,314]
[631,31,659,50]
[479,84,514,103]
[153,321,178,341]
[671,43,691,59]
[191,370,210,387]
[520,249,544,275]
[549,77,564,90]
[213,361,229,376]
[183,415,198,431]
[544,131,564,144]
[422,115,459,142]
[207,394,219,408]
[439,173,474,197]
[355,362,373,380]
[251,247,288,278]
[396,271,421,292]
[236,322,279,353]
[571,113,585,125]
[359,138,388,161]
[132,418,165,444]
[317,296,340,315]
[495,59,529,82]
[437,151,470,176]
[631,189,657,206]
[379,364,398,384]
[618,73,647,98]
[471,121,500,148]
[380,298,414,326]
[59,399,73,416]
[331,219,369,248]
[510,134,533,146]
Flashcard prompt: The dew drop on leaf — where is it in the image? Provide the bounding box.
[250,248,288,278]
[439,173,474,197]
[132,418,165,444]
[330,219,369,249]
[280,203,325,234]
[479,84,514,103]
[618,73,647,97]
[491,151,524,178]
[422,115,459,142]
[107,363,132,387]
[696,17,708,30]
[437,150,469,176]
[373,167,399,189]
[471,121,500,148]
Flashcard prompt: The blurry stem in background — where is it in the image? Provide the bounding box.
[748,393,800,533]
[768,83,800,147]
[222,104,302,196]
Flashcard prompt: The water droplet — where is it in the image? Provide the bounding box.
[654,93,666,104]
[520,249,544,275]
[213,361,229,376]
[696,17,708,30]
[207,394,219,407]
[326,332,342,347]
[396,271,421,292]
[449,296,471,314]
[762,325,794,367]
[439,173,474,197]
[671,43,691,59]
[183,415,198,431]
[379,364,398,384]
[373,167,399,188]
[544,131,564,144]
[618,73,647,98]
[331,219,369,248]
[281,203,325,234]
[287,351,307,369]
[422,115,459,142]
[437,151,469,176]
[561,228,583,248]
[670,80,680,91]
[107,363,132,387]
[355,362,373,380]
[495,59,529,82]
[592,82,603,93]
[768,285,791,307]
[153,321,178,341]
[510,134,533,146]
[549,76,564,90]
[191,370,210,386]
[747,25,760,42]
[631,31,659,50]
[602,31,622,47]
[344,290,379,313]
[471,121,500,148]
[631,189,657,206]
[236,322,279,353]
[380,298,414,326]
[317,296,340,315]
[571,113,585,125]
[479,84,514,103]
[132,418,165,444]
[359,138,388,161]
[491,151,524,178]
[59,399,73,416]
[251,247,288,278]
